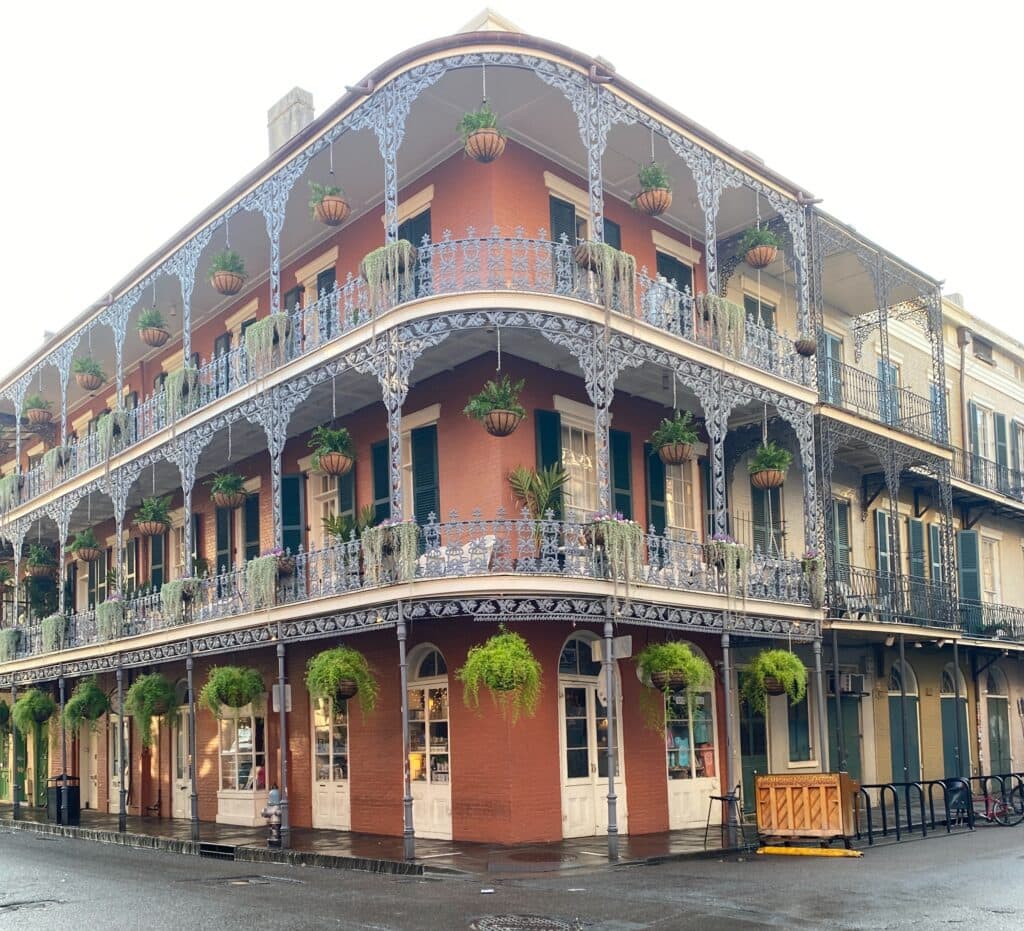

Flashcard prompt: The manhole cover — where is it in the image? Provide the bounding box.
[471,917,577,931]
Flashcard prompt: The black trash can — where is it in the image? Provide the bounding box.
[46,776,81,826]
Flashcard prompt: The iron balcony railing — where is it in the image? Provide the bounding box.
[820,358,942,443]
[959,599,1024,640]
[4,511,811,660]
[830,565,955,629]
[950,446,1024,504]
[11,229,812,512]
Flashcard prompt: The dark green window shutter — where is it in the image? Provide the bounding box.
[535,410,562,470]
[371,441,391,523]
[967,401,980,456]
[281,474,304,556]
[957,530,981,603]
[994,414,1009,492]
[823,333,843,405]
[123,538,138,595]
[150,534,166,590]
[875,510,892,575]
[191,513,202,570]
[833,499,851,583]
[316,267,336,298]
[929,523,943,583]
[215,507,232,574]
[1012,420,1022,475]
[398,209,431,248]
[87,559,97,608]
[645,442,667,535]
[609,429,632,519]
[603,219,621,251]
[751,485,781,556]
[549,197,576,246]
[908,519,926,579]
[64,562,76,613]
[411,425,439,526]
[338,468,355,521]
[243,494,260,562]
[655,252,693,293]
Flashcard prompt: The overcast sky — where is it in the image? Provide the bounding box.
[0,0,1019,378]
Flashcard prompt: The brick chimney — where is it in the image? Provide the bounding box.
[267,88,314,154]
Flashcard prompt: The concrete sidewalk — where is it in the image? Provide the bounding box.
[0,804,732,876]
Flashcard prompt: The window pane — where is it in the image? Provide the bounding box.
[788,697,812,762]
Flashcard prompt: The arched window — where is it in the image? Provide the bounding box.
[940,663,966,697]
[986,667,1008,697]
[559,634,602,677]
[408,645,449,786]
[888,661,919,695]
[416,648,447,680]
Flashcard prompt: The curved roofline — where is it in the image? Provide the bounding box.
[11,27,816,388]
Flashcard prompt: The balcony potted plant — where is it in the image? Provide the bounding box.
[587,511,643,582]
[463,375,526,437]
[41,613,68,653]
[323,505,376,543]
[309,425,355,477]
[137,308,170,348]
[361,518,418,586]
[703,533,750,598]
[738,226,781,269]
[573,241,636,315]
[633,162,673,217]
[209,249,247,296]
[73,357,105,392]
[0,628,19,663]
[244,312,291,373]
[41,444,70,484]
[637,640,713,730]
[309,181,350,226]
[23,394,52,426]
[245,551,281,610]
[801,548,825,608]
[70,528,102,563]
[306,646,379,711]
[207,472,247,509]
[97,591,125,641]
[62,677,110,732]
[199,666,264,718]
[697,293,745,357]
[507,464,567,548]
[748,441,792,490]
[133,495,171,537]
[11,688,56,731]
[650,410,698,465]
[456,624,542,723]
[124,672,175,747]
[359,240,416,312]
[742,648,807,714]
[26,544,55,578]
[164,364,199,422]
[458,102,506,163]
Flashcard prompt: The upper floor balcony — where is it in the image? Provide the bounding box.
[950,445,1024,510]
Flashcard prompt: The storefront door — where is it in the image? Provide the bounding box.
[172,708,191,819]
[312,696,351,830]
[666,687,719,830]
[407,647,452,839]
[108,713,130,814]
[0,731,9,801]
[739,674,767,813]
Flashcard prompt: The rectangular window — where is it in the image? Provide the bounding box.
[665,460,697,537]
[561,419,598,522]
[549,196,584,246]
[751,484,783,557]
[281,474,305,557]
[833,499,851,583]
[283,286,303,314]
[981,538,1000,603]
[744,294,775,330]
[215,506,233,574]
[666,689,716,780]
[371,441,391,524]
[655,251,693,292]
[219,711,266,791]
[243,494,261,562]
[823,333,844,405]
[150,534,166,590]
[397,210,430,301]
[122,539,138,595]
[788,695,813,762]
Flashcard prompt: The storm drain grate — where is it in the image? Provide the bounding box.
[471,917,582,931]
[198,842,236,861]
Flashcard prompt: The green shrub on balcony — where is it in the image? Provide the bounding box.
[246,555,279,610]
[160,578,200,622]
[573,241,635,316]
[62,677,110,732]
[41,445,69,484]
[697,294,746,358]
[97,594,125,641]
[97,408,130,459]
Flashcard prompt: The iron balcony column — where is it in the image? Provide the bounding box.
[813,637,829,772]
[276,638,290,849]
[603,619,619,862]
[720,631,738,848]
[116,663,126,833]
[831,628,847,771]
[186,647,200,843]
[397,606,415,861]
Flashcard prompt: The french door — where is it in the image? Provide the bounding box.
[311,697,351,830]
[172,709,191,819]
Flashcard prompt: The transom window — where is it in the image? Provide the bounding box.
[888,661,918,695]
[417,648,447,678]
[558,635,602,677]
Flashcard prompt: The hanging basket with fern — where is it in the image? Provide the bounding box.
[455,625,541,723]
[459,104,506,163]
[309,182,350,226]
[125,673,175,747]
[748,441,792,490]
[738,227,781,269]
[306,646,378,713]
[633,163,673,217]
[464,376,526,438]
[12,688,56,730]
[63,677,110,731]
[200,666,264,718]
[209,250,247,296]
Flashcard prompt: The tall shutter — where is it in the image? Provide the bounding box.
[823,333,843,405]
[535,410,562,470]
[338,468,355,521]
[87,560,97,608]
[609,429,632,519]
[875,509,892,575]
[549,197,576,247]
[877,360,898,424]
[243,494,261,562]
[603,219,622,251]
[967,401,980,455]
[397,209,431,248]
[645,442,667,534]
[994,413,1009,492]
[957,529,982,632]
[1012,421,1022,475]
[928,523,943,583]
[752,485,781,556]
[64,563,76,614]
[191,513,202,570]
[281,474,305,556]
[908,519,926,579]
[215,507,232,574]
[123,538,138,593]
[411,425,439,527]
[833,500,851,582]
[371,441,391,523]
[150,534,166,590]
[655,253,693,293]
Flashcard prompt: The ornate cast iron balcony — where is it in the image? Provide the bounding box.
[959,599,1024,640]
[4,510,811,660]
[950,446,1024,504]
[829,565,954,630]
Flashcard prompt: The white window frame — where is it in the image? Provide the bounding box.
[554,396,600,523]
[217,703,266,793]
[981,536,1001,603]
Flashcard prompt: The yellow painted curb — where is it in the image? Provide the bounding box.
[757,846,862,858]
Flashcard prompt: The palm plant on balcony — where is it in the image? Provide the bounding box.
[633,162,673,217]
[362,518,418,586]
[97,407,130,459]
[97,592,125,641]
[573,241,635,315]
[209,249,247,296]
[160,577,201,622]
[41,613,68,653]
[650,410,698,465]
[125,672,175,747]
[0,628,20,663]
[73,357,105,392]
[738,226,782,269]
[133,496,171,537]
[636,640,713,730]
[164,364,199,422]
[306,646,379,714]
[244,313,291,373]
[309,181,350,226]
[12,688,56,731]
[41,444,70,484]
[742,648,807,714]
[587,511,643,582]
[309,426,355,476]
[62,677,110,732]
[458,102,506,163]
[463,375,526,437]
[200,666,264,718]
[0,473,21,512]
[697,294,745,358]
[360,240,416,312]
[323,505,376,542]
[26,544,55,578]
[703,533,750,598]
[748,441,792,490]
[801,547,825,608]
[206,472,247,509]
[507,464,567,522]
[246,552,280,610]
[70,528,102,563]
[23,394,52,426]
[137,308,170,348]
[456,625,542,723]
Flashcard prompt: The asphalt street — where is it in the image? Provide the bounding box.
[1,825,1021,930]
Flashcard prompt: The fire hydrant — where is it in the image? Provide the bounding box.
[262,787,282,848]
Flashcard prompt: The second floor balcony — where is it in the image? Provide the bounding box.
[830,566,954,630]
[950,445,1024,507]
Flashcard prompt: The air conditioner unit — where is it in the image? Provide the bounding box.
[827,672,866,695]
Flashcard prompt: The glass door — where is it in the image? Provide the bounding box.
[666,687,720,829]
[108,713,130,814]
[312,696,351,830]
[172,709,191,819]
